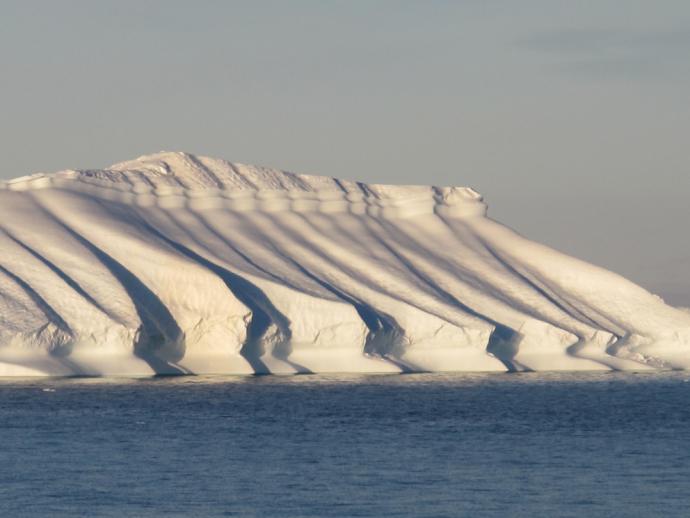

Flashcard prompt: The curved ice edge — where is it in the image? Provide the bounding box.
[0,174,487,219]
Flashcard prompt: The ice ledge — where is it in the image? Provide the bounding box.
[0,152,488,218]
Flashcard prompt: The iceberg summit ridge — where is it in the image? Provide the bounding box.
[1,152,488,219]
[0,152,688,376]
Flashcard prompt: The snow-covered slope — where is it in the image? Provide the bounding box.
[1,152,688,376]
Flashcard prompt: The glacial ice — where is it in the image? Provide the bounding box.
[0,151,688,376]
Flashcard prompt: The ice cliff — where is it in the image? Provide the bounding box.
[1,152,689,376]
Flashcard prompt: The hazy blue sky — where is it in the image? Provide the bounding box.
[1,1,689,303]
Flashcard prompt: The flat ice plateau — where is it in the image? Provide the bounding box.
[1,152,689,376]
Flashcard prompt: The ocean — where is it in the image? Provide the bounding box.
[1,371,689,517]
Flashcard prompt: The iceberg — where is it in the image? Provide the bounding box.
[1,151,688,376]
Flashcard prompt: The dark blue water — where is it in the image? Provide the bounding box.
[1,372,689,517]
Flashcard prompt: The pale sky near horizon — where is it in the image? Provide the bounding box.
[1,1,689,303]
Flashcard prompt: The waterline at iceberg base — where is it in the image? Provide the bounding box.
[0,152,688,376]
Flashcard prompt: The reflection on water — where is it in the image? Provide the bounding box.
[5,369,690,386]
[1,371,689,517]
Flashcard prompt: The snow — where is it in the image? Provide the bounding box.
[0,151,688,376]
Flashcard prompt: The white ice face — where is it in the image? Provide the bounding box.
[1,151,688,376]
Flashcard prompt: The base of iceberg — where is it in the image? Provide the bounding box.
[1,152,688,376]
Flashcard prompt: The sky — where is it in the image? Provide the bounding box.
[1,0,689,304]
